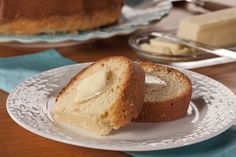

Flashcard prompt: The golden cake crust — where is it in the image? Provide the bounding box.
[0,0,124,35]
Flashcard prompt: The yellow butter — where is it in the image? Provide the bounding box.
[145,75,166,92]
[140,43,172,55]
[177,7,236,47]
[140,39,193,55]
[150,38,183,50]
[76,70,109,103]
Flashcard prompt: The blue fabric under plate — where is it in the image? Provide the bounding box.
[0,49,75,92]
[126,126,236,157]
[0,49,235,157]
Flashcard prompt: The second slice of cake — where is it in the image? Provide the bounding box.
[134,62,192,122]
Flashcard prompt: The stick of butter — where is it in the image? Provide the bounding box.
[177,7,236,48]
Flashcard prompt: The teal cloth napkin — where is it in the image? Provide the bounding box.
[0,50,235,157]
[0,49,76,92]
[127,125,236,157]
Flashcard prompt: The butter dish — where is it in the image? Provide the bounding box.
[129,31,236,69]
[129,31,211,62]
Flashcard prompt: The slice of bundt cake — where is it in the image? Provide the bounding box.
[0,0,124,35]
[134,62,192,122]
[52,56,145,135]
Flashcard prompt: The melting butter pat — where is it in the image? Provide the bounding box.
[145,75,166,92]
[76,70,109,103]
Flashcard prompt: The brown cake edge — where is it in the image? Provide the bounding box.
[0,9,121,35]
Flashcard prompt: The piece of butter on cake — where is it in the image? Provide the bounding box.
[177,7,236,47]
[75,70,109,103]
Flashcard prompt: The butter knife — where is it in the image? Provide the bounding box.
[151,32,236,60]
[172,0,231,11]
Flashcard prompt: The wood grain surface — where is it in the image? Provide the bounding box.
[1,1,236,157]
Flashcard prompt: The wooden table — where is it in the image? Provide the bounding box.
[1,1,236,157]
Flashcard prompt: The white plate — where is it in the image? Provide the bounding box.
[7,63,236,151]
[0,0,172,47]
